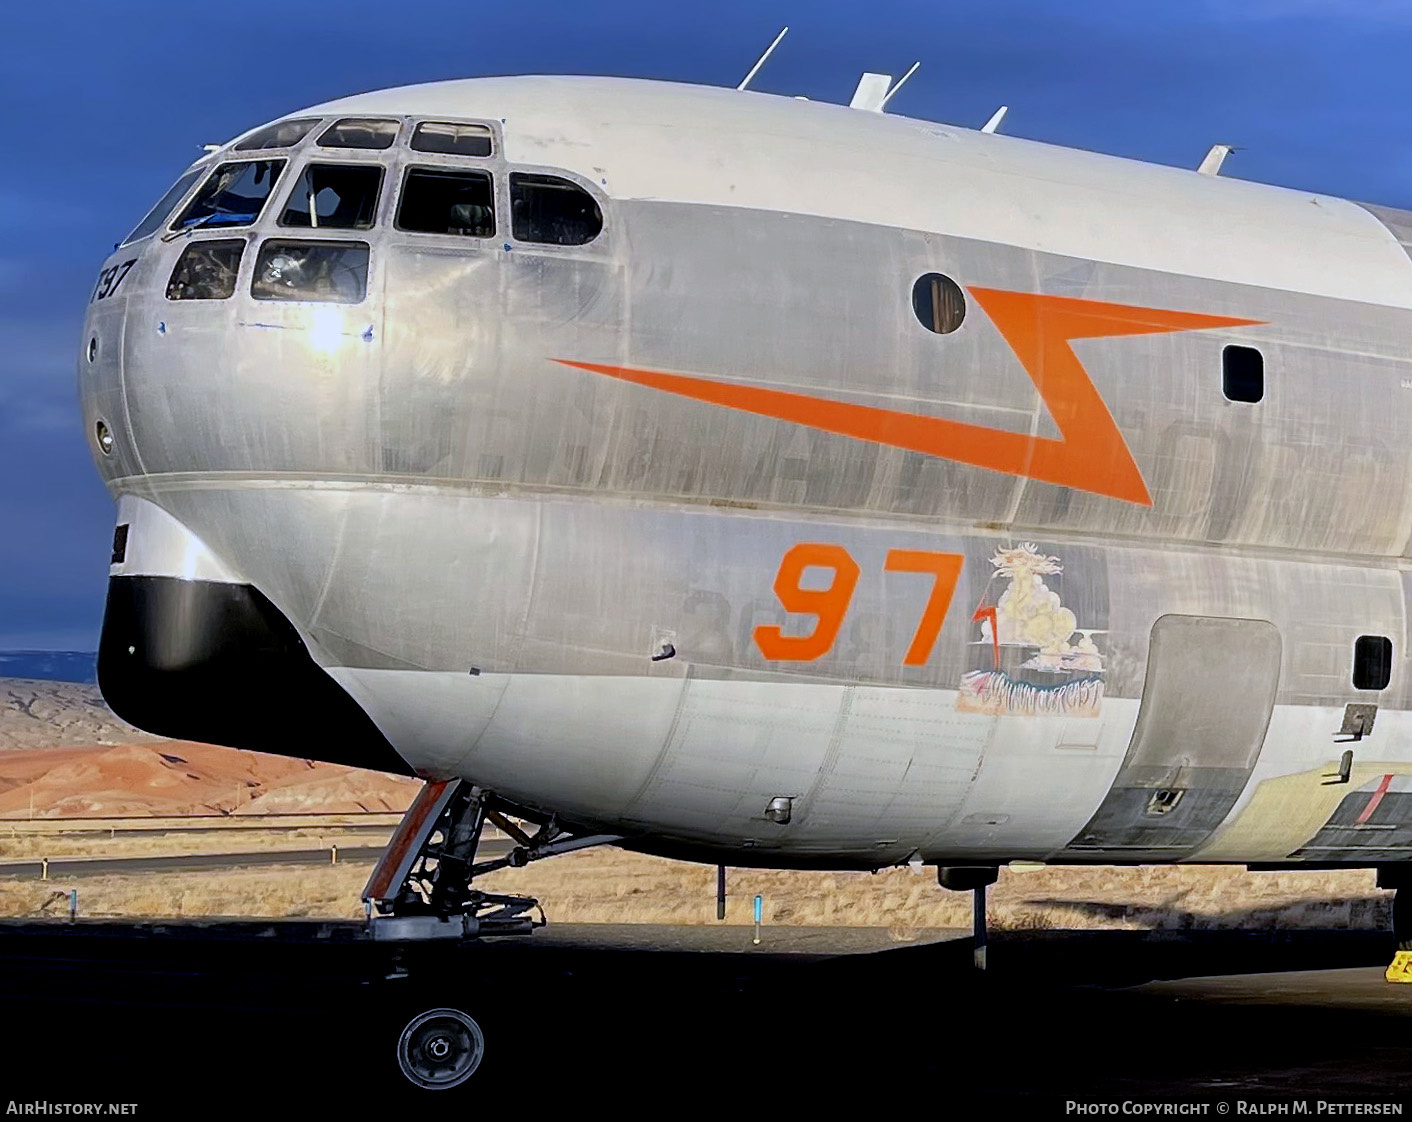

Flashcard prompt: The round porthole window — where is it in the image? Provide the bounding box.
[912,273,965,334]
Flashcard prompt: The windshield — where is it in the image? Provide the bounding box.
[280,164,383,229]
[121,169,202,245]
[170,160,286,232]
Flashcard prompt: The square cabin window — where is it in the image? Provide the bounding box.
[396,168,494,237]
[411,122,493,157]
[281,164,383,229]
[252,240,369,303]
[1353,635,1393,691]
[166,239,244,300]
[1223,344,1264,403]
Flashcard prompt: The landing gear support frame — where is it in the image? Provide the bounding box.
[937,865,999,972]
[363,778,621,942]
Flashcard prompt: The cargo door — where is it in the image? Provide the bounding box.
[1062,614,1281,860]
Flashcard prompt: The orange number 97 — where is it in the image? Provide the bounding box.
[752,543,860,662]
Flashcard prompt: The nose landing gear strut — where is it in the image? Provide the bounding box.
[366,779,623,1090]
[363,778,623,941]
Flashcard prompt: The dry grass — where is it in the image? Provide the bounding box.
[478,853,1392,932]
[0,866,375,919]
[0,845,1390,932]
[0,825,393,861]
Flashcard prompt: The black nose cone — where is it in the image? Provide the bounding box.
[97,575,412,775]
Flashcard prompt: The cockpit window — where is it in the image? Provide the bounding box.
[171,160,286,232]
[280,164,383,229]
[166,239,244,300]
[121,169,202,245]
[509,174,603,246]
[396,168,494,237]
[410,122,493,157]
[234,118,320,151]
[317,118,399,150]
[252,239,369,303]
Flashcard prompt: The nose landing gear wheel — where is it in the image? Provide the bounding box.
[396,1008,485,1090]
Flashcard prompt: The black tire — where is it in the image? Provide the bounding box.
[395,1007,486,1090]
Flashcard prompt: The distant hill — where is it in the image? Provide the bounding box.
[0,651,96,684]
[0,740,419,817]
[0,679,158,750]
[0,676,420,814]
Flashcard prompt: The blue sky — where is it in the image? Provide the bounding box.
[3,0,1411,649]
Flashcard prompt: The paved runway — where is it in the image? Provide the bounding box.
[0,918,1407,1114]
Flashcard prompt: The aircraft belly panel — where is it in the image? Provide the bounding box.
[617,679,851,843]
[327,668,509,780]
[1291,779,1412,863]
[458,673,687,821]
[920,701,1139,860]
[800,687,986,850]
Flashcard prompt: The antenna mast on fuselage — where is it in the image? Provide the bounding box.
[737,26,789,91]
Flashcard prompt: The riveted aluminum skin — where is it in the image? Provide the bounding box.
[78,77,1412,868]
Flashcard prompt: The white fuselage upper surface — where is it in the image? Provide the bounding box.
[304,77,1412,307]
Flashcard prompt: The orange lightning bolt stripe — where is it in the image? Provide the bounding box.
[554,288,1263,506]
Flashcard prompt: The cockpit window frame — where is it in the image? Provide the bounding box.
[376,116,510,246]
[409,121,495,159]
[250,238,372,305]
[168,158,289,234]
[278,161,387,231]
[394,165,497,240]
[316,117,402,151]
[165,237,248,301]
[507,171,604,247]
[168,116,615,260]
[121,167,205,247]
[501,165,610,254]
[232,117,323,152]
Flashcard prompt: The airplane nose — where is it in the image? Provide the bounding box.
[98,497,411,775]
[118,236,382,477]
[78,248,144,483]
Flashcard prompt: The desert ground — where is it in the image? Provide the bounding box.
[0,835,1392,934]
[0,676,1395,933]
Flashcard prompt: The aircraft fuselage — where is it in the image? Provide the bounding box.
[79,76,1412,870]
